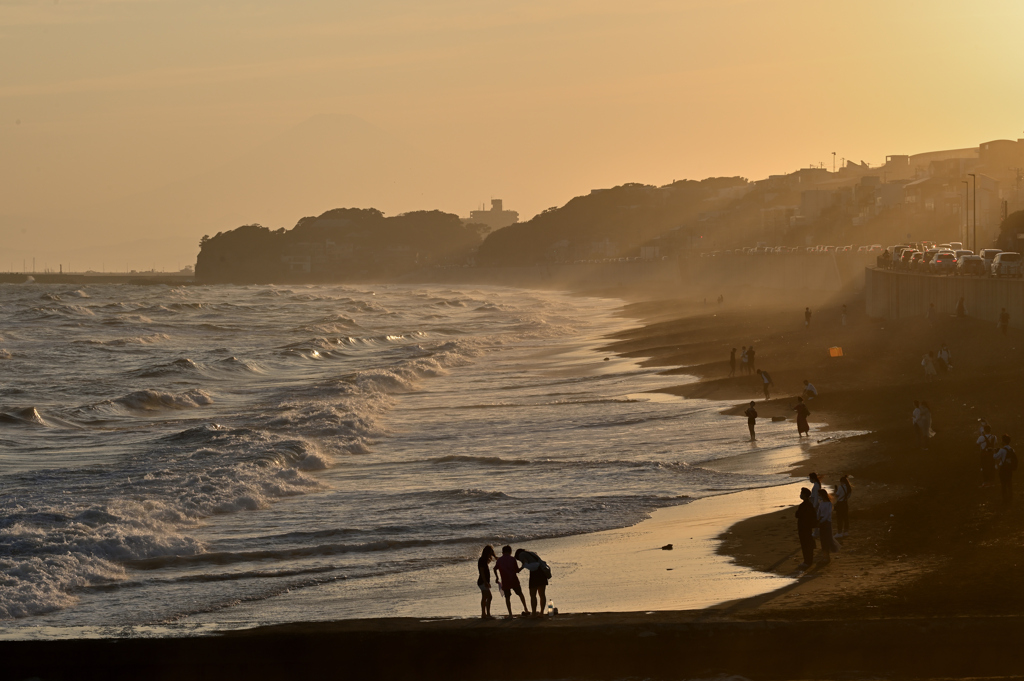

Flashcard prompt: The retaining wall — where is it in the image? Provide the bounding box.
[865,268,1024,329]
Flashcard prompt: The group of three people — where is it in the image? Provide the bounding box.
[477,544,550,619]
[795,472,851,569]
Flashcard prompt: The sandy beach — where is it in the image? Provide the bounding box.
[8,291,1024,680]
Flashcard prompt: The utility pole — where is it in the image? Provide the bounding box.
[832,152,836,173]
[962,180,969,248]
[969,173,977,252]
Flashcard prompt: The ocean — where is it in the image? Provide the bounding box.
[0,283,827,633]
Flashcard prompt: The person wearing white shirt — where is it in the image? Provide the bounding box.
[802,380,818,401]
[816,489,839,564]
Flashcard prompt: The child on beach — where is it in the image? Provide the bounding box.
[745,401,758,440]
[494,545,528,618]
[477,545,496,619]
[757,369,773,400]
[978,425,997,486]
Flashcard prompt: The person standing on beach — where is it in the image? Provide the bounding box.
[740,346,748,375]
[745,401,758,441]
[921,352,937,379]
[757,369,773,400]
[747,346,756,374]
[494,545,528,618]
[994,435,1017,506]
[477,545,496,619]
[808,472,822,539]
[834,476,852,538]
[805,307,812,326]
[729,348,737,377]
[817,488,839,564]
[514,548,549,616]
[978,424,997,486]
[794,397,810,437]
[918,401,934,450]
[795,488,816,570]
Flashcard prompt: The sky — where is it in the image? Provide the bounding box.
[1,0,1023,270]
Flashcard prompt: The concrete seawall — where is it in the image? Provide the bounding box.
[865,268,1024,329]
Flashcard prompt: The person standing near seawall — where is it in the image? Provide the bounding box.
[795,488,816,570]
[745,401,758,441]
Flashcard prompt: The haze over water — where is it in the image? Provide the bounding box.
[0,283,837,631]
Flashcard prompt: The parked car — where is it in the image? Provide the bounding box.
[949,242,963,251]
[957,255,986,276]
[980,249,1003,273]
[991,252,1023,277]
[929,251,958,274]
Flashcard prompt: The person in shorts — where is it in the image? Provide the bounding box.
[493,545,528,618]
[514,548,549,616]
[477,545,496,619]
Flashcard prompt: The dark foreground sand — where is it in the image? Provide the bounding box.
[7,295,1024,680]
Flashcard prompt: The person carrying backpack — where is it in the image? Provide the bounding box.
[995,435,1018,506]
[514,548,551,616]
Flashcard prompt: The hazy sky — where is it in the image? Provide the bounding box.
[2,0,1023,269]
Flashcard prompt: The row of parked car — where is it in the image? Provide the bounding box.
[887,242,1022,277]
[702,244,883,257]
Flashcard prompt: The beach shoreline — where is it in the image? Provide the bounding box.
[8,289,1024,679]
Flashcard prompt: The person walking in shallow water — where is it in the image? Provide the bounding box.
[794,396,810,437]
[745,401,758,440]
[477,545,496,618]
[795,488,816,570]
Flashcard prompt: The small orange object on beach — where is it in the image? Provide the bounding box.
[829,346,844,357]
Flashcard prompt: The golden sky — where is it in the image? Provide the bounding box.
[1,0,1023,269]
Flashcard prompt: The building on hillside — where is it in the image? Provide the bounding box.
[462,199,519,234]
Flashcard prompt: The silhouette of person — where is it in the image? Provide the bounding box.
[745,401,758,440]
